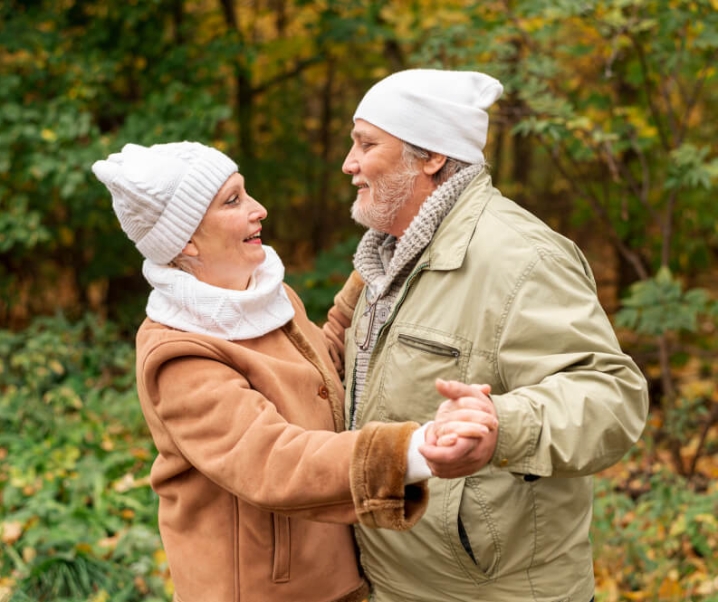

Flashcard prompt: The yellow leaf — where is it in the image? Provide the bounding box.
[22,547,36,563]
[48,360,64,375]
[98,535,120,550]
[113,473,134,492]
[658,570,683,598]
[153,548,167,565]
[0,584,13,602]
[669,515,686,537]
[164,576,175,597]
[694,513,718,527]
[40,128,57,142]
[0,521,23,545]
[696,575,718,595]
[88,590,109,602]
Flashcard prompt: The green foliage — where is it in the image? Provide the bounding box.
[666,144,718,191]
[0,0,240,313]
[593,468,718,598]
[0,314,170,602]
[285,236,359,323]
[0,0,715,599]
[616,267,717,337]
[415,0,718,278]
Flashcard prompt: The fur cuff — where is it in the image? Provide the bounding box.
[350,421,429,530]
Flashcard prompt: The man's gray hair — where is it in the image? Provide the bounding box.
[402,143,474,186]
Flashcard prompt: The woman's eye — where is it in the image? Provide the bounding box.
[360,142,374,150]
[225,195,239,205]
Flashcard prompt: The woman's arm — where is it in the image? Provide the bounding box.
[143,348,425,530]
[321,271,364,379]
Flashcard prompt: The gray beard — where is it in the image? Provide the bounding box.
[350,163,420,233]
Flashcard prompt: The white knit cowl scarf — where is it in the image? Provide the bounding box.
[142,245,295,340]
[350,163,484,421]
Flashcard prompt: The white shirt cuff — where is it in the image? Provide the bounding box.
[404,422,434,484]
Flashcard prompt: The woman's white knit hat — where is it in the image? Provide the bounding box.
[353,69,504,164]
[92,141,238,265]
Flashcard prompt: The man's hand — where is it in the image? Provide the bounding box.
[420,379,499,479]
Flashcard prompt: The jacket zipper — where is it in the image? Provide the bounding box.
[397,333,461,362]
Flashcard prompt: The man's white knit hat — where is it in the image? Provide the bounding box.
[353,69,504,164]
[92,141,238,265]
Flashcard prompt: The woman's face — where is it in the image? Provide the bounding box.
[184,172,268,290]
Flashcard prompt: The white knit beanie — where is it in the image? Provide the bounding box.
[353,69,504,164]
[92,141,238,265]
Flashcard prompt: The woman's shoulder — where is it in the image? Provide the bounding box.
[136,318,232,365]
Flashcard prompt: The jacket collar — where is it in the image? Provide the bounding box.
[420,170,494,271]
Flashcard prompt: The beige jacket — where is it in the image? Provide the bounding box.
[136,276,427,602]
[346,172,649,601]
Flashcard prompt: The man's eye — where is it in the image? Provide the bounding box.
[360,142,374,150]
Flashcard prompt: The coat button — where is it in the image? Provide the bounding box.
[318,385,329,399]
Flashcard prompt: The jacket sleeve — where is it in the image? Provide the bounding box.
[144,347,426,530]
[489,248,649,478]
[321,270,364,380]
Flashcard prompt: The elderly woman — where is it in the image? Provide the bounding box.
[93,141,495,602]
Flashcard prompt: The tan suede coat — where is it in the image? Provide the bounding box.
[135,277,427,602]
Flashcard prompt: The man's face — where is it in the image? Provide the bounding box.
[342,119,423,237]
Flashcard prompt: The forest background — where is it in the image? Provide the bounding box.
[1,0,717,600]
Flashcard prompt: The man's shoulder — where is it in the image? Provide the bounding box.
[482,193,579,257]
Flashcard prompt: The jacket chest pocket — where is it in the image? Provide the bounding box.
[375,326,471,424]
[397,334,461,361]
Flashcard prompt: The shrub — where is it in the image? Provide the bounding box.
[0,314,171,602]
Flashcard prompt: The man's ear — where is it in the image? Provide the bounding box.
[182,240,199,257]
[422,152,447,176]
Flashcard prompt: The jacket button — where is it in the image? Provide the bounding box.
[500,458,509,467]
[318,385,329,399]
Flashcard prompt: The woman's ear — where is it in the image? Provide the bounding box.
[182,240,199,257]
[422,152,447,176]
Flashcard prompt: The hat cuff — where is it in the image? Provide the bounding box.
[136,149,238,264]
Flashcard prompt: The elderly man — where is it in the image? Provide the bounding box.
[342,69,649,602]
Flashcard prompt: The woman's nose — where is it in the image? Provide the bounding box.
[251,199,268,220]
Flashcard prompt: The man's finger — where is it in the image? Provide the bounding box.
[436,400,497,420]
[439,420,494,439]
[436,379,491,399]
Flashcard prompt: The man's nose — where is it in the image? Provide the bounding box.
[342,149,358,174]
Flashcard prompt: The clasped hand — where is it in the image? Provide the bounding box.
[420,379,499,479]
